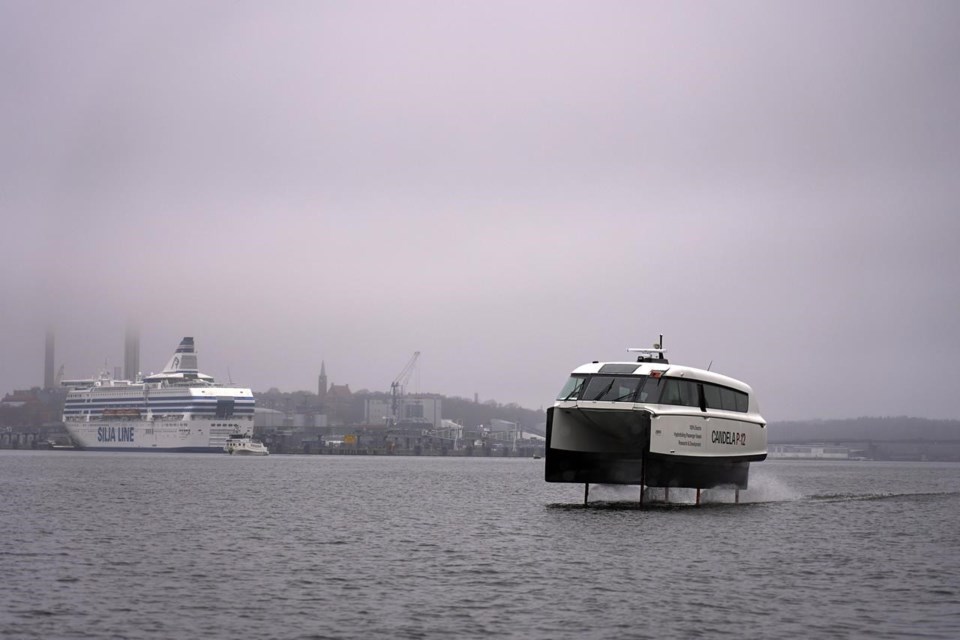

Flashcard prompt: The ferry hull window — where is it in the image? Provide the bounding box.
[215,398,235,418]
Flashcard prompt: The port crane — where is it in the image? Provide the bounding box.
[390,351,420,425]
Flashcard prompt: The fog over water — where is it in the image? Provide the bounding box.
[2,1,959,420]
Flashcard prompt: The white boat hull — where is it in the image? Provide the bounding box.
[65,419,242,453]
[546,404,766,489]
[228,448,269,456]
[224,435,270,456]
[61,337,255,454]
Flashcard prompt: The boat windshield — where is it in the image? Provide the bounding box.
[582,376,646,402]
[558,374,664,403]
[556,376,587,401]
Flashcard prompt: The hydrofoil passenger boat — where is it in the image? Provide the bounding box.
[545,339,766,503]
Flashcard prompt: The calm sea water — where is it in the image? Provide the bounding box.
[2,452,959,639]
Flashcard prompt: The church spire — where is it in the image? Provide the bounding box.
[318,361,328,400]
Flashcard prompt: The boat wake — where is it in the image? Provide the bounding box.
[806,490,960,503]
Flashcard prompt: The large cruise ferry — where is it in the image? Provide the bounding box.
[62,337,255,452]
[545,341,766,502]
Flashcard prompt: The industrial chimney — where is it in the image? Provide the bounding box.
[44,328,55,390]
[124,320,140,382]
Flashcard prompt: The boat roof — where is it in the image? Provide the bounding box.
[569,360,752,394]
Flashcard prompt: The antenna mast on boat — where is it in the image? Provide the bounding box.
[627,334,669,364]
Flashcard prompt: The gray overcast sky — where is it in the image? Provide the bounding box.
[2,1,959,421]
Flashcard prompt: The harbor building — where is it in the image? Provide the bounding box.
[364,396,442,429]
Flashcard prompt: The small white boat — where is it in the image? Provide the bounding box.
[224,434,269,456]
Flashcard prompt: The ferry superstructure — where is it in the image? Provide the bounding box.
[545,343,766,497]
[62,337,255,453]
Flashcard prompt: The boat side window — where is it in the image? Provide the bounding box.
[719,387,739,412]
[660,379,680,405]
[659,378,700,408]
[215,397,235,418]
[703,384,722,410]
[582,375,644,402]
[637,376,663,403]
[556,376,587,401]
[701,381,749,413]
[735,391,748,412]
[678,380,699,407]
